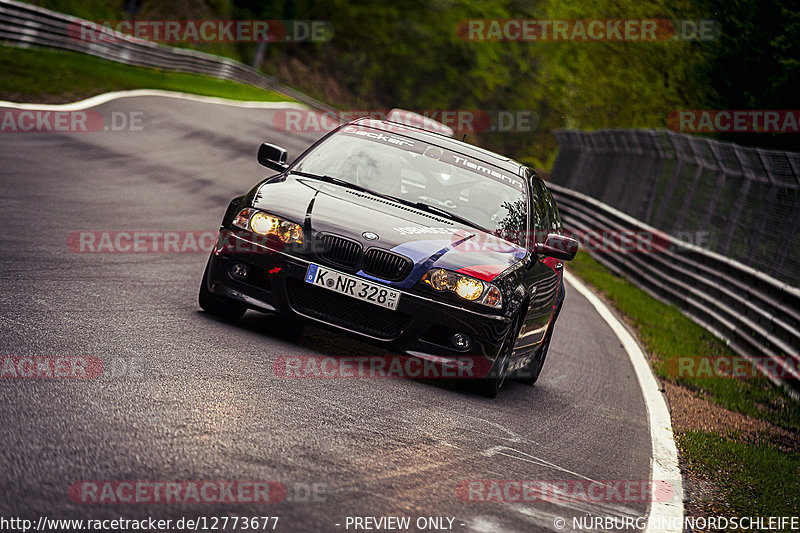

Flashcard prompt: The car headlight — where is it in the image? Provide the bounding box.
[427,268,459,291]
[455,277,483,300]
[232,208,304,245]
[423,268,503,309]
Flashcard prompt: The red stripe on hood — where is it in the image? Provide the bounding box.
[455,264,508,282]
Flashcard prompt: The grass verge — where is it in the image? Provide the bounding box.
[567,250,799,518]
[568,251,800,430]
[0,45,289,104]
[678,430,800,517]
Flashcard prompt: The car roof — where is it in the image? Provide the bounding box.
[385,108,455,137]
[349,117,527,177]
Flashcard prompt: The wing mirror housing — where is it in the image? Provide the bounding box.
[257,143,288,171]
[533,233,579,261]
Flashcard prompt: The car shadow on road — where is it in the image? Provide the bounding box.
[196,308,551,401]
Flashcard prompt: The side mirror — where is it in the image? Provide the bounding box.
[533,233,579,261]
[257,143,288,171]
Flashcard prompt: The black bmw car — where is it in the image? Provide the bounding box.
[199,117,577,397]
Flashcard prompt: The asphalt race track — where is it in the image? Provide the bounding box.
[0,95,658,532]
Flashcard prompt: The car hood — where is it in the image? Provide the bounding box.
[253,175,527,286]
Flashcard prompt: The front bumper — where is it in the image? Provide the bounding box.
[205,229,512,365]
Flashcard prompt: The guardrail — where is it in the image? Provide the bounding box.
[549,182,800,392]
[0,0,334,112]
[550,129,800,287]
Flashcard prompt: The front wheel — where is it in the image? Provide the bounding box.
[517,332,551,385]
[470,313,522,398]
[518,300,561,385]
[198,256,247,321]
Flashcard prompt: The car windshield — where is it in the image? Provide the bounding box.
[294,125,527,240]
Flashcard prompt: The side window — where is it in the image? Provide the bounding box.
[539,181,562,232]
[529,178,550,243]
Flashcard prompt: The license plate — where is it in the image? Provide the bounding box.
[304,264,400,310]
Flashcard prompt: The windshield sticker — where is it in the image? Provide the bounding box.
[340,125,525,192]
[393,226,462,236]
[340,125,423,152]
[441,153,525,191]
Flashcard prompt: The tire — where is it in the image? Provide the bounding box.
[518,301,561,385]
[470,313,522,398]
[198,256,247,321]
[517,331,551,385]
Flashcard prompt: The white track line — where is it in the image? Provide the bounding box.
[564,270,684,533]
[0,88,309,111]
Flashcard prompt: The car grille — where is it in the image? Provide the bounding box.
[287,280,411,339]
[362,249,412,281]
[315,233,412,281]
[317,234,361,269]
